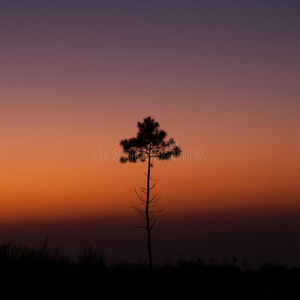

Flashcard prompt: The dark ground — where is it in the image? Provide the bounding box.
[0,240,299,299]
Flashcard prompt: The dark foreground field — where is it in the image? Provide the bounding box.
[0,240,299,299]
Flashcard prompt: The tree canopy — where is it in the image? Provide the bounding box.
[120,116,181,163]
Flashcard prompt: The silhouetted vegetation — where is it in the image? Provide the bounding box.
[0,239,299,299]
[120,116,181,269]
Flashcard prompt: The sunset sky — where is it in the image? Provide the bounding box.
[0,1,299,264]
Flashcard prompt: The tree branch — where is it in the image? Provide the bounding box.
[150,219,157,232]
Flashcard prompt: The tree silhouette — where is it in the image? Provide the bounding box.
[120,116,181,269]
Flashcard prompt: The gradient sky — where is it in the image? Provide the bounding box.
[0,0,300,263]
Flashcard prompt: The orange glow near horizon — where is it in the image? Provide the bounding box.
[1,96,299,223]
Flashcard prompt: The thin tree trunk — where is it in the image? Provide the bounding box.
[146,146,152,269]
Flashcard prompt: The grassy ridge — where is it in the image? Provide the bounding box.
[0,239,299,299]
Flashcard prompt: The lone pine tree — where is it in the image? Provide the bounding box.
[120,116,181,269]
